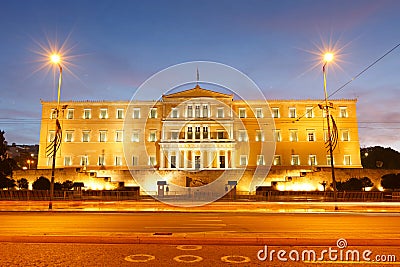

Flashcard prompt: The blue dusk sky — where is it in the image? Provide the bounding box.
[0,0,400,150]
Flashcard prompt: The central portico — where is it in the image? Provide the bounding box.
[159,85,240,170]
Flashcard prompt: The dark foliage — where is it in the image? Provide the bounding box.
[361,146,400,169]
[381,173,400,190]
[32,176,50,190]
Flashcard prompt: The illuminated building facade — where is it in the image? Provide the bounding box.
[37,86,362,190]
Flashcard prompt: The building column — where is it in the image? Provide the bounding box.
[176,149,180,169]
[167,151,171,169]
[184,150,188,169]
[200,150,204,169]
[160,148,165,169]
[192,150,195,169]
[231,149,236,169]
[207,151,211,169]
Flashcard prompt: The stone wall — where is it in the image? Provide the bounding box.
[13,167,399,192]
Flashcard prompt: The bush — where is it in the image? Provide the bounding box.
[381,173,400,190]
[32,176,50,190]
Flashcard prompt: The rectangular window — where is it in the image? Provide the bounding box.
[83,109,91,119]
[217,130,224,139]
[64,156,72,166]
[289,129,298,142]
[324,130,329,142]
[339,107,348,118]
[309,155,317,166]
[255,130,264,142]
[171,108,178,118]
[217,108,224,118]
[187,106,193,118]
[149,130,157,142]
[98,155,105,166]
[149,108,157,119]
[47,157,52,167]
[99,108,108,119]
[133,108,140,119]
[273,155,281,166]
[65,131,73,142]
[307,130,316,142]
[115,130,123,142]
[50,109,57,119]
[66,109,74,119]
[195,105,200,118]
[115,156,122,166]
[171,131,179,140]
[291,155,300,166]
[240,155,248,166]
[48,131,55,142]
[344,155,351,165]
[203,126,208,139]
[132,130,140,142]
[195,126,201,139]
[257,155,265,166]
[170,155,176,168]
[342,130,350,141]
[272,108,280,118]
[81,155,88,166]
[239,108,246,118]
[99,131,107,142]
[203,105,208,118]
[149,156,156,166]
[305,107,314,118]
[289,107,297,118]
[238,130,248,142]
[132,156,138,166]
[274,129,281,142]
[255,108,263,118]
[116,108,124,119]
[82,131,90,142]
[187,127,193,139]
[327,155,332,165]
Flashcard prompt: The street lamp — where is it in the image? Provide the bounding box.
[48,53,63,210]
[322,52,338,208]
[27,159,34,170]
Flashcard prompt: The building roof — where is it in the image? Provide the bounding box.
[162,85,233,100]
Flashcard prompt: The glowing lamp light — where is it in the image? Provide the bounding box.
[50,54,61,64]
[323,53,334,62]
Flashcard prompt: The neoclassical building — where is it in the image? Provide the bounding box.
[37,85,362,191]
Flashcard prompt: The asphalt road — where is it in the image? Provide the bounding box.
[0,212,400,241]
[1,212,400,266]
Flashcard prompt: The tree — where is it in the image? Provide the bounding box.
[32,176,50,190]
[0,130,16,190]
[62,180,74,190]
[381,173,400,190]
[17,178,29,189]
[361,146,400,169]
[335,177,374,191]
[0,131,13,177]
[54,182,63,191]
[0,177,16,190]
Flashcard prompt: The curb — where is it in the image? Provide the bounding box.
[1,235,400,246]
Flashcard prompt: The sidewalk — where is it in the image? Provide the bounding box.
[1,200,400,213]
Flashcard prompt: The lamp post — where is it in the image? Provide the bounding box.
[48,53,63,210]
[322,53,338,208]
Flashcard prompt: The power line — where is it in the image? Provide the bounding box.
[295,42,400,122]
[328,42,400,98]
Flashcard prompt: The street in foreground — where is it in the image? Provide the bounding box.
[0,212,399,266]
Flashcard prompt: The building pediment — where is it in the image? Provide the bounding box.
[163,85,233,100]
